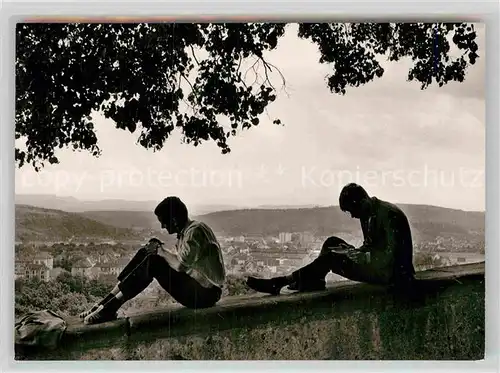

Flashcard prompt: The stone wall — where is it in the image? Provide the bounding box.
[15,262,485,360]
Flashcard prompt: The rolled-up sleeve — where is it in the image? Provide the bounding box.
[177,227,206,267]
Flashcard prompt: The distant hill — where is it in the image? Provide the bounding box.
[82,210,160,231]
[15,205,143,243]
[79,204,484,245]
[15,194,159,213]
[199,204,484,243]
[14,193,484,246]
[14,194,243,215]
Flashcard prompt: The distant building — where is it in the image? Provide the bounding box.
[88,266,101,279]
[245,235,264,243]
[115,257,129,271]
[71,258,94,278]
[243,259,258,273]
[256,242,270,250]
[95,253,114,264]
[300,232,314,244]
[25,263,50,282]
[16,252,54,281]
[224,245,237,254]
[240,246,250,254]
[15,260,30,279]
[279,232,292,243]
[215,235,229,243]
[49,267,68,280]
[96,262,116,276]
[33,251,54,270]
[96,257,129,277]
[98,273,117,285]
[252,256,280,267]
[231,255,247,266]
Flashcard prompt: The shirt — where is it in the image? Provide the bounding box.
[158,220,226,289]
[356,197,416,284]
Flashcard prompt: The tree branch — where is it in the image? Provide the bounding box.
[190,45,200,65]
[258,57,289,97]
[179,72,199,115]
[237,53,249,90]
[244,58,261,86]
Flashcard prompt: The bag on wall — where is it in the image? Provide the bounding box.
[15,309,67,349]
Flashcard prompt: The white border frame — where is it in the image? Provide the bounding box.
[1,1,498,372]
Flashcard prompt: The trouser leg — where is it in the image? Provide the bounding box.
[114,248,222,308]
[116,248,157,300]
[290,236,353,287]
[291,235,384,285]
[84,247,221,324]
[80,248,152,319]
[150,255,222,309]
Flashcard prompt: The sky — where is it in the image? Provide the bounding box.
[15,24,486,211]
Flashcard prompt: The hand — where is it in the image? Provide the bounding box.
[144,238,164,254]
[148,237,164,246]
[324,242,354,254]
[331,242,353,251]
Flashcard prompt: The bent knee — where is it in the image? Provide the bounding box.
[147,254,166,274]
[321,236,348,251]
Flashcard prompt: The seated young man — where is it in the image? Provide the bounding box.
[80,196,226,325]
[247,183,416,295]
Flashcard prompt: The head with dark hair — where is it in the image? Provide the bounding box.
[339,183,370,219]
[154,196,189,234]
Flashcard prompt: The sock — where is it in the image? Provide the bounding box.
[110,284,120,295]
[98,293,115,306]
[101,291,126,314]
[93,284,119,307]
[91,284,121,308]
[80,292,117,318]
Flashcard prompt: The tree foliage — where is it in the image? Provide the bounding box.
[15,273,112,317]
[413,252,447,270]
[15,272,254,317]
[16,23,479,170]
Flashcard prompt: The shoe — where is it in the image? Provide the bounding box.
[246,277,283,296]
[79,303,100,319]
[83,305,118,325]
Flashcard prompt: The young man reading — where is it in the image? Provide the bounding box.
[80,196,226,325]
[247,183,416,294]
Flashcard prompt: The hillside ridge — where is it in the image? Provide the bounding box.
[15,203,484,245]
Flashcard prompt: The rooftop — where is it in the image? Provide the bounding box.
[24,263,49,270]
[33,251,53,259]
[97,257,129,268]
[72,258,93,269]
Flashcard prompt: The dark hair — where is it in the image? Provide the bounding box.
[339,183,369,212]
[154,196,188,223]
